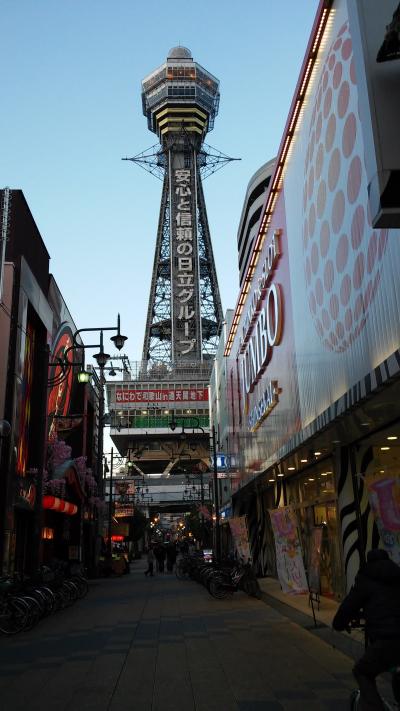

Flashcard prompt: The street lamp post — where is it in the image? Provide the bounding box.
[211,424,221,562]
[107,448,114,561]
[168,414,220,559]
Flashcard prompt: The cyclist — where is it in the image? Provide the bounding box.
[332,548,400,710]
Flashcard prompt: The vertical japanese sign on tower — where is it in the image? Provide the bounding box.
[170,158,201,361]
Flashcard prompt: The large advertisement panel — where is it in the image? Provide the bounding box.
[228,0,400,478]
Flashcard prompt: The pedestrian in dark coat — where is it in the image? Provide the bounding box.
[166,543,177,572]
[153,544,166,573]
[332,549,400,710]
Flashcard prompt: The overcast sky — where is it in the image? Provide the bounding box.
[1,0,319,367]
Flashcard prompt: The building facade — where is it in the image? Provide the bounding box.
[213,0,400,599]
[0,189,102,574]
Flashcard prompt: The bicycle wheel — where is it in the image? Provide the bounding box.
[209,580,232,600]
[349,689,360,710]
[0,598,29,635]
[70,575,89,599]
[176,563,189,579]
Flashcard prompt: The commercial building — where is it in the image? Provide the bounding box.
[212,0,400,599]
[0,189,102,574]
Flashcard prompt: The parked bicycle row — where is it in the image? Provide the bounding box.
[0,561,89,635]
[175,553,262,600]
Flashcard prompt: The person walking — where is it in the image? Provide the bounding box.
[157,544,166,573]
[332,548,400,710]
[144,547,155,577]
[166,543,177,573]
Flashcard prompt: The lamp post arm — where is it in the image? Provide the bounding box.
[72,325,118,349]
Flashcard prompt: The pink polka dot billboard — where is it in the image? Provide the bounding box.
[302,21,388,353]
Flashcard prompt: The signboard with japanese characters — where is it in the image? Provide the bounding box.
[170,158,201,360]
[115,388,209,404]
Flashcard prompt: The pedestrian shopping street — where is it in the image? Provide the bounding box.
[0,560,391,711]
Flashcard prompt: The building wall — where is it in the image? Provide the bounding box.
[218,0,400,592]
[237,160,275,288]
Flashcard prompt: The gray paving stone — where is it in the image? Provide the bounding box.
[0,561,396,711]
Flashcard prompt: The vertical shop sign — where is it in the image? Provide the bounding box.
[172,167,200,359]
[365,472,400,565]
[228,516,252,562]
[269,506,308,594]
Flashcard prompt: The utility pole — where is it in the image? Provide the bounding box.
[211,425,221,561]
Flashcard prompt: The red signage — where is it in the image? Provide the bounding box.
[115,388,209,404]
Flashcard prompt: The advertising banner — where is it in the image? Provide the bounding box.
[307,527,323,594]
[115,388,208,404]
[228,516,252,562]
[269,507,308,594]
[365,472,400,564]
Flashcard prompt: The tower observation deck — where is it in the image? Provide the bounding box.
[138,47,224,364]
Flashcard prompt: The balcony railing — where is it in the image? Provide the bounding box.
[111,415,210,431]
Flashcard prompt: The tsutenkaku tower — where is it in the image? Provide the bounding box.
[136,46,225,364]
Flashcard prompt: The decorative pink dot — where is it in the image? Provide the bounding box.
[332,191,345,234]
[367,233,377,274]
[315,278,323,306]
[309,130,315,163]
[323,338,333,351]
[354,293,364,320]
[309,204,316,239]
[322,71,329,91]
[330,294,339,320]
[342,38,352,60]
[342,338,349,348]
[325,114,336,152]
[344,308,353,331]
[338,23,348,37]
[334,38,342,51]
[353,252,365,290]
[316,143,324,180]
[303,184,308,211]
[316,319,324,337]
[309,292,316,314]
[363,280,374,309]
[317,86,322,111]
[347,155,362,204]
[336,321,345,339]
[342,113,356,158]
[308,166,315,200]
[378,231,388,260]
[324,260,334,292]
[340,274,351,306]
[351,205,365,249]
[329,332,338,347]
[322,309,331,330]
[324,87,332,119]
[333,61,343,89]
[371,272,381,299]
[328,148,341,192]
[328,54,335,70]
[338,81,350,118]
[320,221,330,258]
[350,58,357,84]
[303,224,309,250]
[336,233,349,273]
[311,242,319,275]
[305,258,311,285]
[316,113,322,143]
[317,180,326,218]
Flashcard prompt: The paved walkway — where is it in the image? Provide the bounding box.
[0,561,388,710]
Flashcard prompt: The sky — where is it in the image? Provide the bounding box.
[1,0,320,368]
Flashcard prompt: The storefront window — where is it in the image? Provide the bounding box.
[287,462,344,599]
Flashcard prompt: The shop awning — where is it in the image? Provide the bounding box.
[43,496,78,515]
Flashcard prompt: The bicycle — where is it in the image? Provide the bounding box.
[347,620,400,710]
